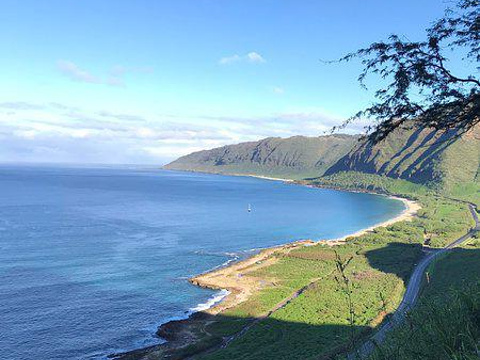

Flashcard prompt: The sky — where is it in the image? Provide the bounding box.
[0,0,451,165]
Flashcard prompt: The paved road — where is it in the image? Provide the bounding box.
[349,203,480,359]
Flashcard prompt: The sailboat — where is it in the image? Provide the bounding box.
[247,204,252,212]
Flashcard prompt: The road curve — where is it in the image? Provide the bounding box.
[349,203,480,359]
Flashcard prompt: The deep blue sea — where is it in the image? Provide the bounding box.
[0,165,405,360]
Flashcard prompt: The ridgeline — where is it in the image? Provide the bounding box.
[164,134,358,180]
[165,124,480,194]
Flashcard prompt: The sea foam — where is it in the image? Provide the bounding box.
[190,289,231,313]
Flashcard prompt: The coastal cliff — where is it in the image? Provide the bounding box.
[166,124,480,192]
[164,134,359,180]
[324,124,480,190]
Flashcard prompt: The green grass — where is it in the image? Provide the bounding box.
[308,171,431,196]
[312,172,474,248]
[366,243,480,360]
[200,242,422,360]
[323,124,480,192]
[449,181,480,208]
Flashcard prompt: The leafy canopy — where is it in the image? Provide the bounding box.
[336,0,479,142]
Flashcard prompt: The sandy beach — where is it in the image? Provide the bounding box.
[242,174,295,182]
[323,196,421,244]
[189,239,316,315]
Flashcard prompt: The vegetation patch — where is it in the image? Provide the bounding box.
[366,249,480,360]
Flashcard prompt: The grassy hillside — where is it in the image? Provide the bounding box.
[165,124,480,190]
[367,243,480,360]
[164,134,359,180]
[325,124,480,192]
[308,172,474,248]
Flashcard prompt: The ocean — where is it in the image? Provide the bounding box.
[0,165,405,359]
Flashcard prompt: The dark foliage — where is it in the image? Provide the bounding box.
[335,0,480,142]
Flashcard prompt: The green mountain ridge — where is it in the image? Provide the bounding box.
[325,124,480,191]
[165,124,480,189]
[164,134,359,180]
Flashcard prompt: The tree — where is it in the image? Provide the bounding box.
[336,0,479,142]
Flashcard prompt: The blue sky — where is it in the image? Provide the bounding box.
[0,0,448,164]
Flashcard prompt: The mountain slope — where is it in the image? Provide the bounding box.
[324,124,480,190]
[164,134,359,180]
[165,124,480,189]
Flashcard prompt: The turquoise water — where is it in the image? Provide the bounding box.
[0,165,404,359]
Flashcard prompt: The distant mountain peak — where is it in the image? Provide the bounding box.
[164,134,360,180]
[165,125,480,189]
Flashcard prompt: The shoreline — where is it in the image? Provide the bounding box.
[189,193,420,314]
[326,196,421,243]
[111,175,420,359]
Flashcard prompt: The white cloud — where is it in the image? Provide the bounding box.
[0,101,364,165]
[219,54,242,65]
[0,103,237,164]
[194,110,365,138]
[57,60,101,84]
[246,52,266,63]
[0,102,45,110]
[97,111,145,122]
[57,60,153,87]
[142,145,207,158]
[272,86,285,94]
[109,65,128,77]
[13,129,37,139]
[106,76,125,87]
[219,52,266,65]
[110,65,154,76]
